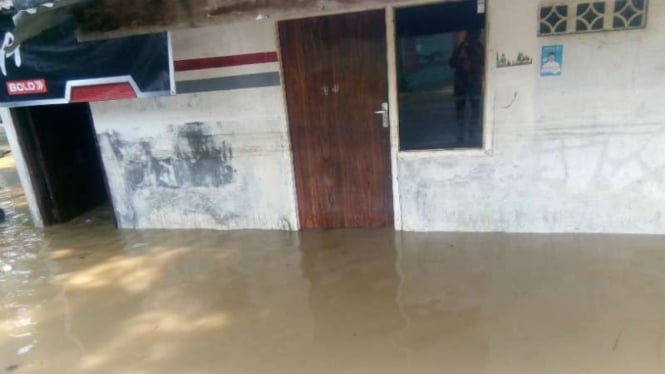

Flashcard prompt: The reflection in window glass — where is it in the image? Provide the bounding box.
[397,1,486,151]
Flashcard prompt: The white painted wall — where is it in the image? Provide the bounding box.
[90,0,665,234]
[91,21,299,230]
[0,108,44,227]
[399,0,665,234]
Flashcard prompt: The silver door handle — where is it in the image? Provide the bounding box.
[374,102,389,128]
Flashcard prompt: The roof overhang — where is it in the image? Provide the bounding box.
[2,0,411,49]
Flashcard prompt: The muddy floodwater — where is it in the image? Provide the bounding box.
[2,154,665,373]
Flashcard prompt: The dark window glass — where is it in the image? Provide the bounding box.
[396,1,486,150]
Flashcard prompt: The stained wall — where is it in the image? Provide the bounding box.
[91,20,298,230]
[399,0,665,233]
[91,0,665,233]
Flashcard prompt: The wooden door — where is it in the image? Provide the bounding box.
[279,10,393,229]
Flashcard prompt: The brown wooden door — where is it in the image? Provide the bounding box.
[279,10,393,229]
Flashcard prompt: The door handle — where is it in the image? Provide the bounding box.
[374,102,389,128]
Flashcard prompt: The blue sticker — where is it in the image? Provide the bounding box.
[540,45,563,77]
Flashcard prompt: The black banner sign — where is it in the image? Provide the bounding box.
[0,17,174,107]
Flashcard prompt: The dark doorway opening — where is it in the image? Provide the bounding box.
[10,103,113,226]
[396,1,486,151]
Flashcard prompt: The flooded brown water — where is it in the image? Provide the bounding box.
[2,154,665,373]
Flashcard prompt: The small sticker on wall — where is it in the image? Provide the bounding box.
[496,52,533,68]
[540,45,563,77]
[478,0,486,13]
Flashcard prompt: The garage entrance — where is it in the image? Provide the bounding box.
[10,103,112,226]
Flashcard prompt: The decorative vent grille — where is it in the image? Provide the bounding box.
[613,0,647,29]
[539,0,648,36]
[540,5,569,35]
[576,2,606,31]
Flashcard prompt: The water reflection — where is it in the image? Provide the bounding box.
[395,233,491,372]
[300,230,406,372]
[2,191,665,372]
[0,173,50,372]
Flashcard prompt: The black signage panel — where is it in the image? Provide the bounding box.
[0,17,174,107]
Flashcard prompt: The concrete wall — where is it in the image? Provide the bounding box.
[91,0,665,234]
[399,0,665,234]
[0,107,44,227]
[91,21,298,230]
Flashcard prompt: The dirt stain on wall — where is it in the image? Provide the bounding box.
[66,0,405,37]
[206,0,318,17]
[103,122,234,192]
[74,0,181,32]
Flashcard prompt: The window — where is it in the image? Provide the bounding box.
[396,1,486,151]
